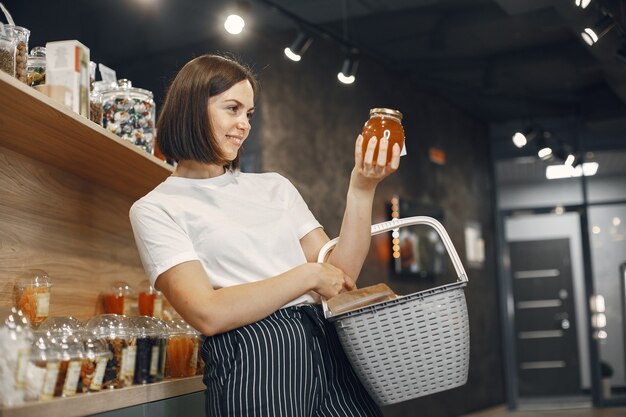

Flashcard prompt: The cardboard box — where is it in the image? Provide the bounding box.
[45,40,90,118]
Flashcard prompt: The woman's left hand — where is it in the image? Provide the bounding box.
[351,134,401,191]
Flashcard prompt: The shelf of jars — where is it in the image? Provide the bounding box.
[0,70,173,200]
[0,375,203,417]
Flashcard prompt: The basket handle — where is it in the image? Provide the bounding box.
[318,216,468,318]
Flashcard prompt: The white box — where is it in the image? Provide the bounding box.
[45,40,90,118]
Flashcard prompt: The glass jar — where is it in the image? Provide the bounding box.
[26,46,45,87]
[13,270,53,326]
[138,280,163,319]
[79,336,112,393]
[6,25,29,84]
[84,314,137,389]
[0,307,33,406]
[102,281,135,316]
[48,334,85,397]
[130,316,168,384]
[0,30,16,77]
[101,79,156,155]
[28,333,62,401]
[165,318,199,378]
[361,108,405,164]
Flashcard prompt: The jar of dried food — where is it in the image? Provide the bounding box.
[84,314,137,389]
[130,316,168,384]
[26,46,45,87]
[49,334,85,397]
[6,25,29,84]
[361,108,405,164]
[0,29,16,77]
[165,318,199,378]
[102,281,135,316]
[13,270,53,327]
[0,307,33,406]
[79,336,112,393]
[27,333,62,401]
[101,79,156,155]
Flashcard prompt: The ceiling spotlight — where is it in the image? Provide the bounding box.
[512,128,538,148]
[535,131,553,160]
[337,55,358,85]
[224,14,245,35]
[284,32,312,62]
[574,0,591,8]
[581,15,615,46]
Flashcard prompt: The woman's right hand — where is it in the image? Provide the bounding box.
[302,263,355,299]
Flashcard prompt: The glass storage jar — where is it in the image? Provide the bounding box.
[6,25,29,84]
[13,270,53,327]
[0,307,33,406]
[48,334,85,397]
[102,281,136,316]
[361,108,405,164]
[130,316,167,384]
[27,333,62,401]
[84,314,137,389]
[26,46,45,87]
[0,29,16,77]
[101,79,156,155]
[79,336,112,393]
[138,280,163,319]
[165,318,200,378]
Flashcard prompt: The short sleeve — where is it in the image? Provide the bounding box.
[281,177,323,238]
[129,201,200,287]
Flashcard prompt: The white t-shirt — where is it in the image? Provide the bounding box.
[129,170,322,308]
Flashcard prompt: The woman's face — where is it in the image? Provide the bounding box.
[208,79,255,161]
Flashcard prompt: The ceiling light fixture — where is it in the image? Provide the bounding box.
[574,0,592,9]
[512,128,538,148]
[284,32,312,62]
[224,14,245,35]
[545,162,599,179]
[337,55,358,85]
[581,15,615,46]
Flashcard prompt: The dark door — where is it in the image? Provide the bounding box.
[509,238,581,396]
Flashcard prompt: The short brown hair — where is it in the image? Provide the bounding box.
[156,54,258,168]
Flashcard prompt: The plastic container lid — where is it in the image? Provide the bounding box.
[83,336,112,360]
[0,307,33,343]
[38,316,82,338]
[109,281,135,297]
[49,334,84,362]
[167,318,200,336]
[30,333,62,362]
[130,316,165,338]
[84,314,136,339]
[14,269,53,291]
[101,79,153,99]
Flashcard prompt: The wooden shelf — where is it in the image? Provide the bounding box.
[0,71,173,200]
[0,376,203,417]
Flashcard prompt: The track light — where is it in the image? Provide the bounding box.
[512,128,538,148]
[337,55,358,85]
[581,15,614,46]
[284,32,312,62]
[574,0,591,9]
[536,131,553,160]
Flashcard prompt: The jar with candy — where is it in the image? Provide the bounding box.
[102,281,135,316]
[26,46,45,87]
[27,333,62,401]
[5,25,29,84]
[138,279,163,319]
[49,334,85,397]
[0,307,33,406]
[79,336,111,393]
[101,79,156,155]
[0,27,16,77]
[165,318,200,378]
[361,108,405,164]
[84,314,137,389]
[13,270,53,326]
[130,316,168,384]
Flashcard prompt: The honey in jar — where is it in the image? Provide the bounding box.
[361,108,404,164]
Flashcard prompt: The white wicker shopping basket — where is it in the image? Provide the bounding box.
[319,216,470,406]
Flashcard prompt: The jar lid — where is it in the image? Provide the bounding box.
[29,46,45,57]
[6,25,30,37]
[369,108,403,120]
[109,281,135,297]
[167,318,200,336]
[130,315,165,338]
[30,333,62,362]
[0,306,33,343]
[138,279,161,295]
[15,269,53,289]
[50,334,85,361]
[38,316,82,338]
[100,78,153,98]
[83,336,112,360]
[84,314,135,339]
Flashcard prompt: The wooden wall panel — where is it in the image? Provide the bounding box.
[0,145,149,322]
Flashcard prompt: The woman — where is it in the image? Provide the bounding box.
[130,54,401,417]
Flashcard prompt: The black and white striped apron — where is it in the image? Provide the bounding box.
[201,304,382,417]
